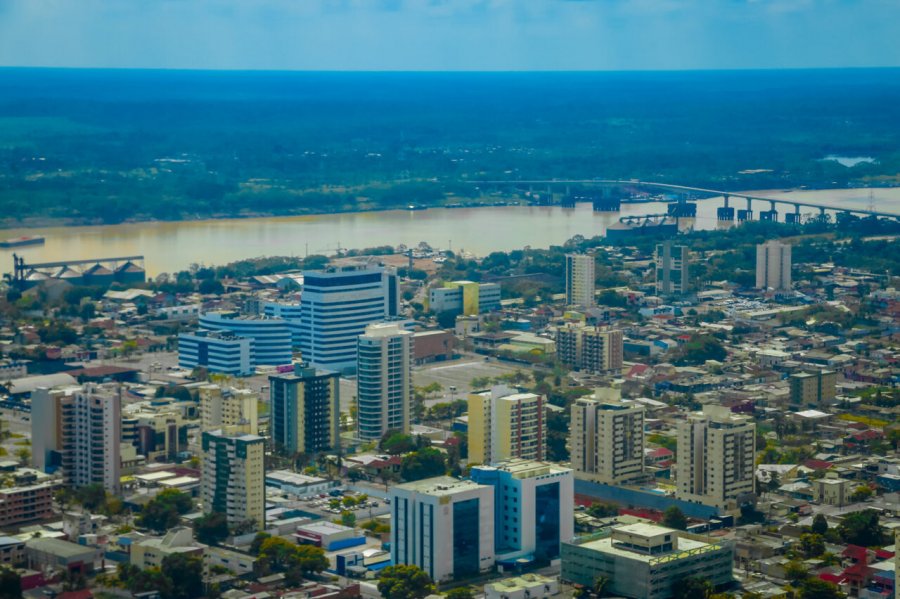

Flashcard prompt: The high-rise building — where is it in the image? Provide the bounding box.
[755,240,792,291]
[390,476,495,582]
[676,405,755,512]
[565,254,596,307]
[655,242,690,296]
[201,430,266,528]
[178,330,253,376]
[554,324,623,374]
[198,384,258,435]
[570,390,645,485]
[428,281,501,315]
[263,301,304,348]
[789,370,837,409]
[269,364,340,454]
[298,264,399,373]
[31,384,122,493]
[470,460,574,562]
[356,323,414,441]
[198,312,293,367]
[468,386,546,465]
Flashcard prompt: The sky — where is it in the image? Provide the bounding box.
[0,0,898,71]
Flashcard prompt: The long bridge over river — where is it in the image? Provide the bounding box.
[470,179,900,223]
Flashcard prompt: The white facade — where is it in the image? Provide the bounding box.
[299,264,399,372]
[178,330,253,376]
[571,392,645,484]
[391,477,495,583]
[565,254,596,307]
[199,312,292,367]
[755,240,792,291]
[356,322,414,441]
[655,242,690,296]
[676,405,756,512]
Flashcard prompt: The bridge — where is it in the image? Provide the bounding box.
[469,179,900,222]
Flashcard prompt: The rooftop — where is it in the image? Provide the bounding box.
[396,476,487,497]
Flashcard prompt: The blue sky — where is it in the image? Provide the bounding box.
[0,0,898,71]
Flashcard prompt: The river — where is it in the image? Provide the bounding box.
[2,187,898,277]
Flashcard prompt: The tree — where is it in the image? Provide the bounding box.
[837,509,886,547]
[436,310,457,329]
[671,577,712,599]
[799,533,825,558]
[76,483,108,511]
[340,510,357,527]
[139,489,193,533]
[0,567,22,599]
[377,564,435,599]
[811,514,829,536]
[444,588,474,599]
[198,279,224,295]
[249,532,271,556]
[796,578,845,599]
[257,537,328,577]
[194,511,230,545]
[400,447,446,481]
[380,431,416,455]
[161,553,204,599]
[849,485,873,503]
[662,506,688,531]
[587,502,618,518]
[784,559,810,585]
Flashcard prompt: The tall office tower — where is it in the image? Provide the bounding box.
[198,384,258,434]
[428,281,502,315]
[554,323,624,374]
[655,241,690,296]
[198,311,293,367]
[468,386,546,465]
[263,301,304,348]
[565,253,596,307]
[789,370,838,409]
[31,384,122,493]
[755,240,792,291]
[470,460,574,562]
[570,391,645,485]
[390,477,495,583]
[269,364,341,454]
[299,264,399,373]
[356,323,414,441]
[201,430,266,528]
[676,405,756,512]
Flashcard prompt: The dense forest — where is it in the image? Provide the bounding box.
[1,68,899,226]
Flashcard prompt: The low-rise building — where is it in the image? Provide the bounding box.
[811,473,855,507]
[25,537,98,575]
[131,527,204,570]
[561,523,734,599]
[485,574,559,599]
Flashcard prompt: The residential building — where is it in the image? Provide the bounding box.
[123,406,188,462]
[755,240,792,291]
[655,241,690,296]
[570,390,646,485]
[565,254,595,307]
[676,405,756,512]
[390,476,495,582]
[178,330,253,376]
[198,384,258,435]
[298,264,399,373]
[468,386,546,465]
[0,469,56,528]
[198,311,292,367]
[269,363,340,454]
[356,323,414,441]
[561,523,734,599]
[812,473,855,507]
[201,430,266,528]
[554,323,624,374]
[31,384,122,493]
[428,281,501,315]
[790,370,838,408]
[470,460,574,561]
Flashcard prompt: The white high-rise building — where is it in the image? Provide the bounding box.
[201,429,266,528]
[755,240,792,291]
[198,384,258,434]
[570,390,645,485]
[299,264,400,373]
[676,405,756,512]
[468,386,546,465]
[32,384,122,493]
[356,322,413,441]
[565,254,596,307]
[655,242,690,296]
[391,477,495,582]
